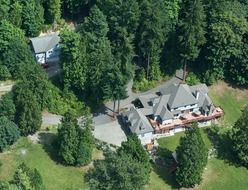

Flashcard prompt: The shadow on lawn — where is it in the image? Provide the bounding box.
[153,147,180,189]
[38,132,61,163]
[205,127,239,166]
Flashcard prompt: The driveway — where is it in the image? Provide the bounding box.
[93,120,127,146]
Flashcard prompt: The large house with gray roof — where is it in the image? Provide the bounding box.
[122,83,224,144]
[30,33,60,64]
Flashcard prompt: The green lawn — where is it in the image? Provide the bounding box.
[0,137,85,190]
[209,81,248,126]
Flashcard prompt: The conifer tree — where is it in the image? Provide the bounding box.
[177,0,206,81]
[231,106,248,167]
[176,123,208,187]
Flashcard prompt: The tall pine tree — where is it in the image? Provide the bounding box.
[177,0,206,81]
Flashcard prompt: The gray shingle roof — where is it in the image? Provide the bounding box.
[167,84,198,109]
[30,34,60,53]
[123,106,153,135]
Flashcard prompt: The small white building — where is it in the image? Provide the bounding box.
[30,33,60,64]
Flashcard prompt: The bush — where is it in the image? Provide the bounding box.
[48,86,89,117]
[186,72,200,86]
[133,78,156,92]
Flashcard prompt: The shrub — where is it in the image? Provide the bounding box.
[186,72,200,86]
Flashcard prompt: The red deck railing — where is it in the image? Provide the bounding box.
[149,107,224,134]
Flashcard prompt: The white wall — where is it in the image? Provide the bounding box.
[36,53,45,64]
[162,119,173,125]
[138,132,153,145]
[171,104,198,112]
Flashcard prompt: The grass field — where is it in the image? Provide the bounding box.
[209,81,248,126]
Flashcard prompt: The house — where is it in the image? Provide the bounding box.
[122,106,154,144]
[30,33,60,64]
[122,83,224,144]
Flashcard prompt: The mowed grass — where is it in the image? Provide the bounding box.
[0,137,85,190]
[149,81,248,190]
[209,81,248,126]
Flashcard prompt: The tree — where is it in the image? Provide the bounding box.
[18,64,51,110]
[58,112,94,166]
[136,0,173,80]
[177,0,206,81]
[103,64,126,115]
[14,83,42,136]
[0,116,20,152]
[0,0,10,21]
[230,106,248,167]
[60,28,87,92]
[61,0,89,19]
[20,0,44,37]
[13,163,44,190]
[176,123,208,187]
[118,134,151,176]
[44,0,61,24]
[8,1,23,27]
[97,0,141,82]
[78,5,114,103]
[0,92,16,121]
[0,65,11,80]
[202,0,248,84]
[87,151,149,190]
[0,20,36,79]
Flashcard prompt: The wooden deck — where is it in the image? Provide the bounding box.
[149,107,224,134]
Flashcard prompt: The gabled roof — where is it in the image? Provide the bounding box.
[190,84,208,94]
[123,106,153,135]
[167,84,197,109]
[30,33,60,53]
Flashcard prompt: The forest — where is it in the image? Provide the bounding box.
[0,0,247,107]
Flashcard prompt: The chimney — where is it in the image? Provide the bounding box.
[195,90,199,100]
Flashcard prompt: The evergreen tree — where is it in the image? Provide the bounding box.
[58,112,94,166]
[176,123,208,187]
[136,0,172,80]
[177,0,206,81]
[19,0,44,37]
[103,64,126,115]
[60,28,87,91]
[97,0,140,82]
[231,106,248,167]
[44,0,61,24]
[118,134,151,177]
[0,116,20,152]
[0,92,16,121]
[14,83,42,136]
[8,1,23,27]
[79,5,113,103]
[0,0,10,21]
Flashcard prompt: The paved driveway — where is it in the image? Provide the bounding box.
[93,120,127,146]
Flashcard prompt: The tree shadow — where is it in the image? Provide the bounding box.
[152,147,180,189]
[205,127,239,166]
[116,115,131,136]
[38,132,61,164]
